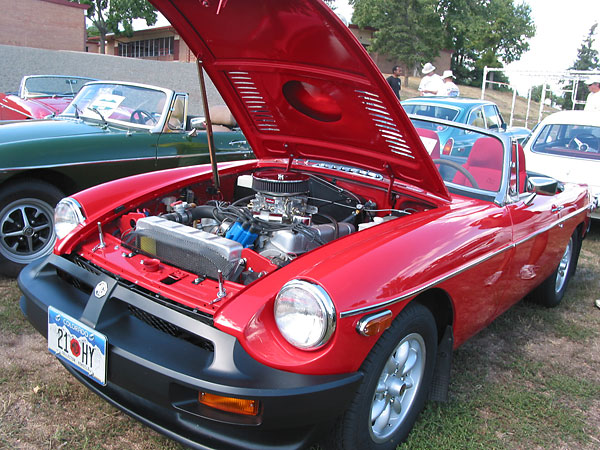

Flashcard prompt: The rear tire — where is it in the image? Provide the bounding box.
[529,230,580,308]
[328,303,438,450]
[0,180,64,277]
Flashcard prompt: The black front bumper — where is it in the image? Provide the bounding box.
[19,254,362,450]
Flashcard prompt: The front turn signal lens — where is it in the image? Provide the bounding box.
[356,310,393,336]
[198,392,259,416]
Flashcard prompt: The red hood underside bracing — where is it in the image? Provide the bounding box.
[149,0,450,201]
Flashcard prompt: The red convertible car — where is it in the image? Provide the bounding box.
[0,75,96,121]
[20,1,591,450]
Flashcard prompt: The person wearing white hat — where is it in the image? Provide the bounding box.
[418,62,444,96]
[439,70,460,97]
[584,76,600,111]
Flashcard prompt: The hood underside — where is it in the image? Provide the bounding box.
[150,0,449,200]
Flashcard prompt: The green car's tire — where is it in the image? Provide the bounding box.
[0,180,64,277]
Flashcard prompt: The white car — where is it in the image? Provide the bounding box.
[523,110,600,219]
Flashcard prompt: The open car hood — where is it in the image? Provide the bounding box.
[150,0,449,200]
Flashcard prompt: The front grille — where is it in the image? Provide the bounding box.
[58,255,216,351]
[128,304,215,353]
[56,268,93,295]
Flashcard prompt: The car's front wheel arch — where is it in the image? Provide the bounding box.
[327,302,439,450]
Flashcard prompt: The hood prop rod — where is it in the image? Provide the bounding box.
[384,163,396,207]
[197,60,221,194]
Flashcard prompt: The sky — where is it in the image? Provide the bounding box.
[137,0,599,93]
[331,0,600,94]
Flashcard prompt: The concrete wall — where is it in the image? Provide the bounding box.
[0,0,88,52]
[0,44,222,115]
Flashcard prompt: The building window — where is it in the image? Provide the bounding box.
[118,36,174,58]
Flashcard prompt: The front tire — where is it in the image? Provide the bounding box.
[529,230,580,308]
[329,303,438,450]
[0,180,64,277]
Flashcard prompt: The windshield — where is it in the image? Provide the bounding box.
[411,118,507,194]
[22,76,96,98]
[529,123,600,159]
[62,83,168,128]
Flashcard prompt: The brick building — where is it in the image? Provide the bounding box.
[87,26,194,63]
[0,0,89,51]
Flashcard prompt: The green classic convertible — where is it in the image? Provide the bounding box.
[0,80,253,276]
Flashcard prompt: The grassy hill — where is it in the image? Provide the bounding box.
[397,76,559,129]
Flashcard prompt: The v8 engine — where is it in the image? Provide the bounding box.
[124,169,370,283]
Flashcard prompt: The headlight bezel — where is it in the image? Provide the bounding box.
[54,198,86,240]
[274,279,336,350]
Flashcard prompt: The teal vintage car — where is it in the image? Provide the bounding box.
[401,97,531,155]
[0,81,253,275]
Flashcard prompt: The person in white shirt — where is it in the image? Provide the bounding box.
[439,70,460,97]
[418,63,444,96]
[584,77,600,111]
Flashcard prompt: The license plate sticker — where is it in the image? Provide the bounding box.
[48,306,107,386]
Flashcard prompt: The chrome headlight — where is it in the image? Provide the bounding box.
[54,198,85,240]
[274,280,336,350]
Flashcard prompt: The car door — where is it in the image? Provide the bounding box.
[502,144,571,313]
[54,126,160,192]
[155,93,253,170]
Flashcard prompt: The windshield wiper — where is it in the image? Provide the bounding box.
[88,106,108,126]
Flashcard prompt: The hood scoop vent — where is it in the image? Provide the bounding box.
[356,90,414,160]
[228,71,280,132]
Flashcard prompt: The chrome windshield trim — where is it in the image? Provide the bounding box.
[340,203,589,318]
[59,81,175,133]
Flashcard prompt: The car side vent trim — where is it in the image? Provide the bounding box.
[355,90,414,160]
[228,71,280,132]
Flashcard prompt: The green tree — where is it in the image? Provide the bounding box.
[529,84,560,105]
[561,23,599,110]
[73,0,157,54]
[438,0,535,86]
[350,0,444,84]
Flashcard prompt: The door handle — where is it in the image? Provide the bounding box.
[229,140,248,148]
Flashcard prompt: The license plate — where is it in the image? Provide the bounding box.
[48,306,107,386]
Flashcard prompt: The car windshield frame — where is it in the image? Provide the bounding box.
[529,123,600,160]
[20,75,97,99]
[60,81,174,131]
[407,114,511,204]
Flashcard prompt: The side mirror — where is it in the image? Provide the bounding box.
[527,176,558,196]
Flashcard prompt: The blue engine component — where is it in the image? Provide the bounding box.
[226,221,258,248]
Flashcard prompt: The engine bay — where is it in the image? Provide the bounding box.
[84,166,436,289]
